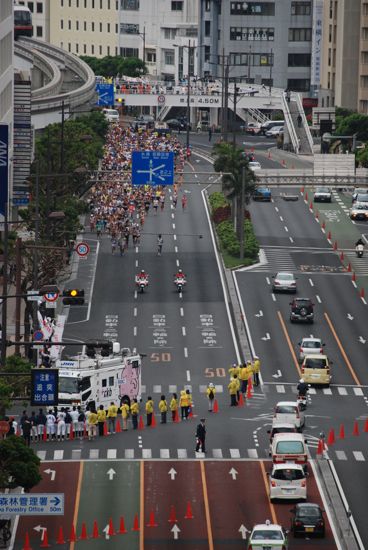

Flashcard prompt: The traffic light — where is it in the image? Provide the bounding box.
[62,289,85,305]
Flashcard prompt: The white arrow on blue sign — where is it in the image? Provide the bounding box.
[0,493,64,515]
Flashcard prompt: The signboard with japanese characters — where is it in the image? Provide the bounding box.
[0,493,64,515]
[31,369,59,406]
[311,0,324,87]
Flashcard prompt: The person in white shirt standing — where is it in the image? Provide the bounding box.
[46,410,56,441]
[70,406,79,438]
[56,408,66,441]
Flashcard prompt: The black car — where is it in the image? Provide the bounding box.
[166,118,191,131]
[290,298,314,324]
[290,503,325,537]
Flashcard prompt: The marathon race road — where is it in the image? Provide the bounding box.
[12,131,366,549]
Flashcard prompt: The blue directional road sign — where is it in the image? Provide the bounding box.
[12,197,29,206]
[0,493,64,515]
[31,369,59,407]
[96,83,114,106]
[132,151,174,186]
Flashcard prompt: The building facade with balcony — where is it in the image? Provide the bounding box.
[198,0,313,92]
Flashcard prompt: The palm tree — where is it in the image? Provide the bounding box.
[212,142,257,240]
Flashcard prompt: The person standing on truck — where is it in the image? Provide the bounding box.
[107,401,118,434]
[97,405,106,437]
[130,398,139,429]
[146,396,154,426]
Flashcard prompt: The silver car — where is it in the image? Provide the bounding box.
[298,337,325,361]
[313,187,332,203]
[272,272,297,293]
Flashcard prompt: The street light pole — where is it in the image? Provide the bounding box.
[1,203,9,367]
[186,40,191,151]
[269,49,273,96]
[142,26,146,63]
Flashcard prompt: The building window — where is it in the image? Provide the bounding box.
[287,78,310,91]
[68,0,71,6]
[92,0,95,7]
[99,22,102,32]
[108,0,110,8]
[120,23,139,34]
[146,51,156,62]
[107,45,110,55]
[28,2,34,12]
[230,2,275,16]
[204,45,210,62]
[205,0,210,10]
[84,44,87,53]
[99,45,102,55]
[76,0,79,6]
[84,0,87,7]
[91,44,94,54]
[76,43,79,53]
[164,49,175,65]
[68,42,71,52]
[205,21,211,36]
[84,21,87,30]
[60,19,64,29]
[291,2,311,15]
[230,27,274,41]
[288,28,312,41]
[92,22,95,31]
[36,2,43,13]
[36,25,43,37]
[76,21,79,30]
[171,1,183,11]
[100,0,102,7]
[229,52,272,66]
[121,0,140,8]
[163,28,176,39]
[288,53,311,66]
[68,20,71,30]
[116,24,118,33]
[107,23,110,32]
[120,47,139,57]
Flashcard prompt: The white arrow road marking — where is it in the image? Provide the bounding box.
[103,525,110,540]
[261,333,271,341]
[347,313,354,320]
[359,336,366,344]
[168,468,177,480]
[171,524,181,539]
[107,468,116,481]
[255,310,263,317]
[33,525,46,540]
[239,525,248,539]
[229,468,238,480]
[44,468,56,481]
[272,370,282,378]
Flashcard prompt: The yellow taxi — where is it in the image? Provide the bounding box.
[301,354,331,386]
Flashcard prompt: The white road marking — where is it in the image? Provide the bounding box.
[266,277,271,285]
[353,388,364,396]
[160,449,170,459]
[125,449,134,459]
[175,246,178,253]
[337,387,347,396]
[316,295,322,303]
[135,246,139,253]
[107,449,117,459]
[142,449,152,459]
[230,449,241,458]
[353,451,365,462]
[173,234,177,241]
[135,259,138,267]
[171,213,175,219]
[289,237,294,243]
[182,326,186,336]
[133,326,137,336]
[271,293,276,301]
[134,290,137,299]
[279,216,284,222]
[184,347,188,357]
[186,370,191,382]
[275,207,279,212]
[335,450,347,460]
[212,449,223,458]
[172,223,176,229]
[176,259,180,267]
[309,278,314,287]
[178,449,187,458]
[248,449,258,458]
[134,307,137,317]
[54,450,64,460]
[284,226,289,232]
[180,307,184,317]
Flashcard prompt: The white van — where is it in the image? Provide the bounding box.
[103,108,119,123]
[271,433,308,469]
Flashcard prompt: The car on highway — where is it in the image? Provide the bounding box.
[290,503,325,538]
[352,187,367,202]
[247,520,289,549]
[245,122,261,134]
[272,272,297,293]
[267,423,298,454]
[249,160,262,171]
[268,463,307,502]
[273,402,305,430]
[298,337,325,362]
[301,355,332,386]
[349,203,368,221]
[313,186,332,203]
[353,192,368,205]
[253,186,272,201]
[271,433,308,469]
[265,125,284,138]
[290,298,314,323]
[166,118,191,131]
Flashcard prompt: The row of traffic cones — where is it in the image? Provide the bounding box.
[22,504,195,548]
[327,419,368,446]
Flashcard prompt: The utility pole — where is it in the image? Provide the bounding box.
[232,78,238,146]
[223,60,230,142]
[240,167,246,261]
[1,204,9,367]
[269,49,273,96]
[186,40,191,151]
[14,238,22,356]
[60,100,65,175]
[142,26,146,63]
[248,46,252,82]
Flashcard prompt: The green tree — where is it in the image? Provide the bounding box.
[212,142,257,239]
[335,113,368,141]
[80,55,147,77]
[0,437,41,492]
[0,356,33,419]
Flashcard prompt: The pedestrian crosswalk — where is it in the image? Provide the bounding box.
[35,446,368,462]
[342,251,368,276]
[249,248,296,272]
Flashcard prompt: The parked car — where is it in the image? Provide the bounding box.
[253,187,272,202]
[261,120,285,135]
[290,503,325,537]
[268,463,307,502]
[313,187,332,203]
[249,161,262,171]
[245,122,261,134]
[265,126,284,138]
[272,272,297,293]
[298,337,324,362]
[273,402,305,430]
[247,520,289,550]
[290,298,314,323]
[350,203,368,221]
[301,355,332,386]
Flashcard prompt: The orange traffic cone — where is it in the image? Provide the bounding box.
[327,429,335,446]
[174,409,180,423]
[40,528,50,548]
[347,263,352,272]
[364,419,368,433]
[22,532,32,550]
[43,426,47,442]
[339,424,345,440]
[340,251,344,261]
[56,527,66,545]
[151,414,156,428]
[146,511,158,528]
[360,288,365,299]
[69,525,77,542]
[238,392,244,407]
[188,406,194,419]
[184,502,194,519]
[168,505,178,523]
[352,272,357,282]
[309,201,313,210]
[79,522,88,540]
[333,241,338,251]
[246,379,253,399]
[116,419,122,433]
[131,514,140,531]
[353,421,359,436]
[327,231,331,240]
[213,399,219,413]
[138,416,144,430]
[92,521,99,539]
[69,423,74,441]
[118,516,127,534]
[103,422,109,436]
[316,439,325,455]
[108,518,115,536]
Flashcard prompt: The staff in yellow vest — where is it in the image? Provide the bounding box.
[228,375,239,407]
[253,356,261,386]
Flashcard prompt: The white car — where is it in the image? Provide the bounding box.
[265,125,283,137]
[352,187,367,202]
[247,520,288,550]
[103,108,119,123]
[313,186,332,203]
[273,401,304,430]
[248,161,261,171]
[272,272,297,293]
[269,463,307,502]
[245,122,261,134]
[298,337,325,362]
[350,203,368,221]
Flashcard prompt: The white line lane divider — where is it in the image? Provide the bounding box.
[133,326,137,336]
[134,307,137,317]
[316,295,322,303]
[180,307,184,317]
[174,246,178,253]
[186,370,191,382]
[184,347,188,358]
[182,326,186,336]
[309,278,314,287]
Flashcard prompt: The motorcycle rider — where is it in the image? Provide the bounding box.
[355,238,364,247]
[174,268,186,281]
[136,269,148,283]
[297,378,309,397]
[355,237,365,257]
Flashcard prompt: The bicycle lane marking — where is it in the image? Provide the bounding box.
[73,461,140,549]
[13,462,80,550]
[143,461,208,548]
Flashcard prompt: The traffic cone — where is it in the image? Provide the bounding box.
[146,511,158,528]
[327,429,335,446]
[118,516,127,534]
[43,426,47,442]
[184,502,194,519]
[347,263,352,272]
[305,192,308,201]
[309,201,313,210]
[316,438,325,455]
[40,528,50,548]
[333,241,338,250]
[69,423,74,441]
[69,524,77,542]
[56,527,66,545]
[168,505,178,523]
[238,392,244,407]
[151,413,157,428]
[353,421,360,436]
[92,521,99,539]
[213,399,219,413]
[22,532,32,550]
[103,422,108,436]
[116,419,122,433]
[364,419,368,433]
[174,409,180,423]
[138,416,144,430]
[108,518,115,536]
[322,220,325,230]
[315,210,319,219]
[188,406,194,419]
[339,424,345,440]
[327,231,331,240]
[360,288,365,299]
[301,186,304,193]
[352,272,356,282]
[132,514,140,531]
[340,251,344,261]
[79,522,88,540]
[246,378,253,399]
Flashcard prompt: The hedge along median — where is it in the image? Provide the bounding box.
[208,192,259,269]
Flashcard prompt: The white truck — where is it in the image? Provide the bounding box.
[56,342,142,410]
